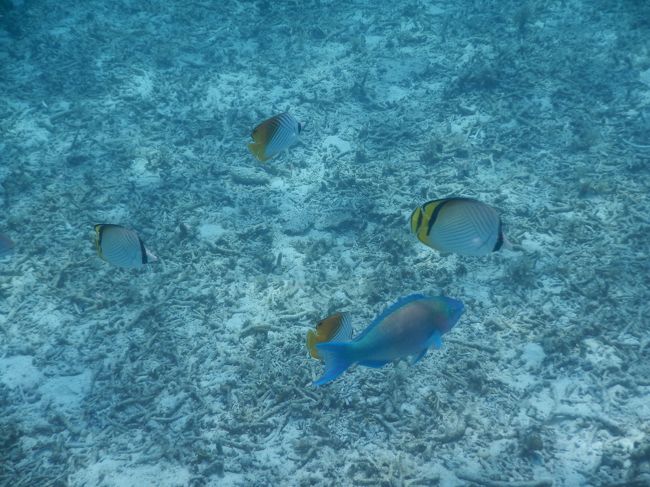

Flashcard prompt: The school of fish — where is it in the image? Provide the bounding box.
[3,110,514,388]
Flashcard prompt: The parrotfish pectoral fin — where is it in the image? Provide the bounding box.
[421,331,443,353]
[313,342,354,387]
[410,332,443,366]
[410,349,427,365]
[358,359,390,369]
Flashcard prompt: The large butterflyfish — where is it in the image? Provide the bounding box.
[410,197,508,257]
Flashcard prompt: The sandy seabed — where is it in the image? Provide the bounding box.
[1,1,650,486]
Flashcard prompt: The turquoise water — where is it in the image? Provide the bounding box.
[1,1,649,486]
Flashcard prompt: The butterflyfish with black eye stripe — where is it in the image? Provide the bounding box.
[307,312,353,360]
[410,197,508,257]
[0,233,14,258]
[94,224,157,269]
[248,112,302,162]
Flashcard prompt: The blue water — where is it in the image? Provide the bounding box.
[1,1,649,486]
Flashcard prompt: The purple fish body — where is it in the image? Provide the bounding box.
[314,294,464,386]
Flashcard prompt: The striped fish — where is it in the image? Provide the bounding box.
[94,224,157,269]
[314,294,464,386]
[0,233,14,258]
[307,312,353,360]
[410,197,506,257]
[247,112,301,162]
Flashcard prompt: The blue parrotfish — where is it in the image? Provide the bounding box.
[313,294,464,386]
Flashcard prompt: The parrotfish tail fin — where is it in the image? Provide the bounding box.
[313,342,354,387]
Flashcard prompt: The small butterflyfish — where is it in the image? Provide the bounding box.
[247,112,302,162]
[313,294,464,386]
[0,233,14,258]
[94,224,157,269]
[410,197,508,257]
[307,312,353,360]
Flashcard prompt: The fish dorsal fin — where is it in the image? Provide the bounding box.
[354,293,430,342]
[330,312,353,342]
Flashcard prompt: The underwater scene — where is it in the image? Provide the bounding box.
[1,0,649,486]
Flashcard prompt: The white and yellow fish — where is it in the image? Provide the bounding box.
[248,112,302,162]
[410,197,508,257]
